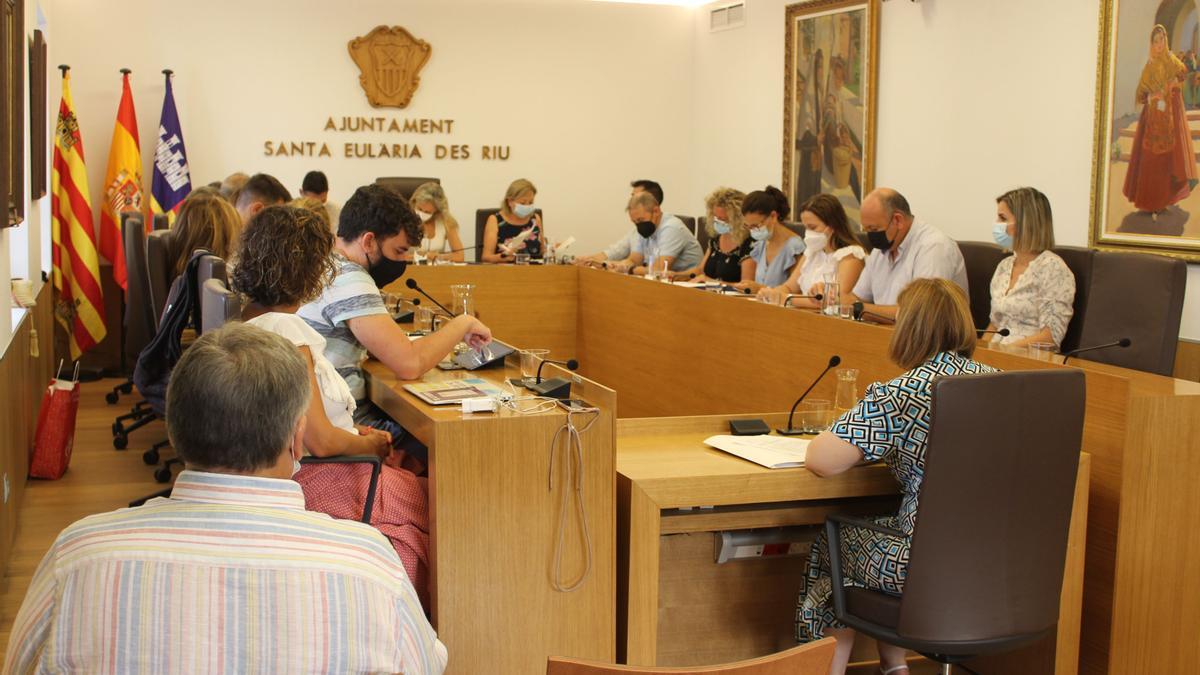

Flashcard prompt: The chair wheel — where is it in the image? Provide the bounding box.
[142,449,160,465]
[113,434,128,450]
[105,391,119,404]
[154,466,172,483]
[119,382,133,394]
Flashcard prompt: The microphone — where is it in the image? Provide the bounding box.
[851,302,895,325]
[783,293,823,307]
[777,355,842,436]
[526,358,580,399]
[405,278,454,316]
[1061,338,1132,365]
[978,328,1011,337]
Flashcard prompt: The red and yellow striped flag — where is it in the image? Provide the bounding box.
[99,70,143,290]
[52,70,107,360]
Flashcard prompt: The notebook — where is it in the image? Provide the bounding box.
[403,378,508,406]
[703,434,810,469]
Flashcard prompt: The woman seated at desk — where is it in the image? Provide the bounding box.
[736,186,805,293]
[482,178,544,263]
[409,181,466,263]
[232,204,432,607]
[686,187,756,283]
[758,193,866,309]
[169,187,241,278]
[985,186,1074,349]
[797,278,997,675]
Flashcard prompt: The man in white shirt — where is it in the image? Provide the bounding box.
[851,188,968,320]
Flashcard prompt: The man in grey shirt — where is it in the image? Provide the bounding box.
[605,191,703,275]
[851,187,968,320]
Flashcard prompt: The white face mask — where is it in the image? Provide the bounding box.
[804,230,829,251]
[513,203,536,218]
[418,210,433,223]
[291,457,302,478]
[749,226,770,242]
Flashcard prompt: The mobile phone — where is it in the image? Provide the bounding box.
[556,398,592,412]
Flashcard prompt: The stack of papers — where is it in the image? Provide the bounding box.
[703,434,810,469]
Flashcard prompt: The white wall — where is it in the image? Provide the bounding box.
[49,0,696,259]
[689,0,1200,341]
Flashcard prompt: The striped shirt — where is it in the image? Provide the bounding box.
[297,252,388,401]
[3,471,447,674]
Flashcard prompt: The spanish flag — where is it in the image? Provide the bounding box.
[99,70,143,290]
[52,70,107,360]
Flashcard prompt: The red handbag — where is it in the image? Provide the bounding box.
[29,361,81,480]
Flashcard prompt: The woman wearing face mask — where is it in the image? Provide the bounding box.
[985,187,1075,349]
[758,193,865,308]
[735,186,806,293]
[408,182,465,263]
[483,178,545,263]
[685,187,756,283]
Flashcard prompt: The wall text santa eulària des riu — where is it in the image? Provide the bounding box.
[263,116,511,161]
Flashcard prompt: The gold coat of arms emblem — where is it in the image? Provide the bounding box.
[348,26,432,109]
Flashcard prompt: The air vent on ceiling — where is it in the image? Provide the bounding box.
[710,2,746,32]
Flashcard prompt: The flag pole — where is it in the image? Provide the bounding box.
[58,64,68,76]
[120,68,131,75]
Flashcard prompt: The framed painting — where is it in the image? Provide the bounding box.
[1091,0,1200,260]
[782,0,879,226]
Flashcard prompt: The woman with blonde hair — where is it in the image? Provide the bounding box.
[409,181,465,262]
[796,278,997,675]
[288,196,331,232]
[169,187,242,277]
[685,187,756,283]
[986,187,1075,349]
[482,178,545,263]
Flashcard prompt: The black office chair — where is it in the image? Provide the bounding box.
[677,214,696,234]
[152,213,169,231]
[825,370,1085,675]
[200,278,242,335]
[1051,246,1094,356]
[146,229,179,328]
[376,176,440,202]
[956,241,1007,330]
[474,207,543,262]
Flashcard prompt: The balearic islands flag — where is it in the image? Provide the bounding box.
[99,69,143,290]
[149,70,190,226]
[51,69,107,360]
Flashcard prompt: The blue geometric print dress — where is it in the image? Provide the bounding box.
[795,351,997,642]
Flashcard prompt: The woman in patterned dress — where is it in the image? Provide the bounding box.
[795,278,997,674]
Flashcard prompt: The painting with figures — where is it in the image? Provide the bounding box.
[782,0,879,227]
[1094,0,1200,260]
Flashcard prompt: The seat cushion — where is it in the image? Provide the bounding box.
[845,587,901,629]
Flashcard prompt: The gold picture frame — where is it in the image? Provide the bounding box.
[1090,0,1200,261]
[782,0,880,226]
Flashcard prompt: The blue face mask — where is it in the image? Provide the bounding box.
[513,203,536,219]
[993,221,1014,249]
[749,225,770,242]
[712,219,732,235]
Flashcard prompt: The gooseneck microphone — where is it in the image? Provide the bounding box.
[978,327,1011,338]
[535,358,579,384]
[526,358,581,399]
[1061,338,1132,365]
[405,278,454,316]
[784,293,823,307]
[777,355,843,436]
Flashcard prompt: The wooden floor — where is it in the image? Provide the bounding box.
[1,378,165,655]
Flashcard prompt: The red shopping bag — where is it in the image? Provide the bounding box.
[29,361,81,480]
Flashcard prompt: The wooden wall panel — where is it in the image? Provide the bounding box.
[1175,339,1200,382]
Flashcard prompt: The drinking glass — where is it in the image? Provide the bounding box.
[838,303,854,320]
[520,349,550,379]
[450,283,476,316]
[514,253,531,265]
[799,398,833,433]
[833,368,859,417]
[1028,341,1057,358]
[822,279,840,316]
[414,306,434,332]
[654,258,671,282]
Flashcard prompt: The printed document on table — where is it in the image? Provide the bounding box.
[703,434,810,469]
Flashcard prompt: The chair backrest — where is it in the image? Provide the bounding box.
[677,214,696,234]
[546,638,835,674]
[145,229,179,328]
[696,216,711,253]
[475,207,543,262]
[781,221,805,237]
[200,278,242,335]
[898,370,1085,646]
[956,241,1008,330]
[376,176,439,202]
[152,213,169,231]
[1073,250,1186,375]
[122,213,156,365]
[197,254,227,287]
[1051,246,1094,355]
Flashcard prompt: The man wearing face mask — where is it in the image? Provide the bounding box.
[298,185,492,443]
[606,191,703,276]
[575,179,665,266]
[849,188,968,320]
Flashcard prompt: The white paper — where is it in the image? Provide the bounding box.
[703,434,810,469]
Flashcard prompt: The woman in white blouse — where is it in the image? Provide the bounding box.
[758,193,866,309]
[985,187,1075,349]
[408,181,466,263]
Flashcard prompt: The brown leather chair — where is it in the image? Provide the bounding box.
[696,216,711,254]
[826,370,1085,673]
[200,278,243,336]
[1050,246,1095,355]
[376,176,439,201]
[781,221,805,237]
[546,638,835,674]
[152,213,169,231]
[121,214,157,368]
[677,214,697,235]
[957,241,1007,330]
[145,229,179,328]
[1069,250,1186,376]
[475,207,543,263]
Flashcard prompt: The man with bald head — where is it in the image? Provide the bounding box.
[850,188,967,319]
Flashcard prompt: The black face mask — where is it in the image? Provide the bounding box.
[635,220,657,239]
[367,250,409,288]
[866,228,892,252]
